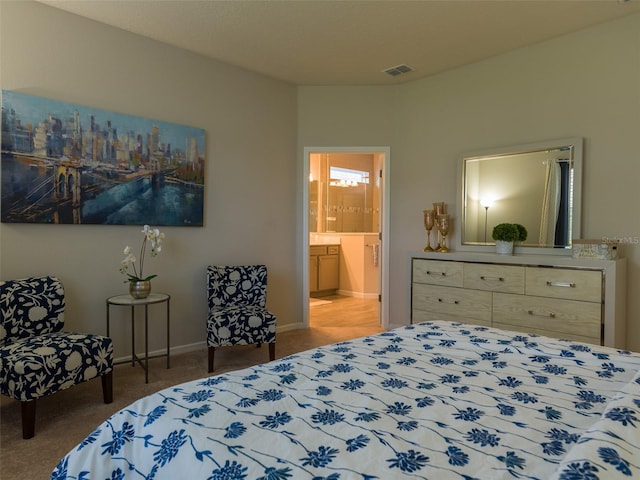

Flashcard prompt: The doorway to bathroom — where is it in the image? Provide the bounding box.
[303,147,389,330]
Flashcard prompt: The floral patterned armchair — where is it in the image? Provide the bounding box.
[206,265,276,372]
[0,276,114,439]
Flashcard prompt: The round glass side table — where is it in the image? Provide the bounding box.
[106,293,170,383]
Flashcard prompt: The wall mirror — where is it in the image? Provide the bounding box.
[458,137,583,253]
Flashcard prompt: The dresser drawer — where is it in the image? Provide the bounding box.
[463,263,524,294]
[493,292,601,341]
[412,309,491,327]
[412,284,491,322]
[491,322,600,345]
[410,255,624,348]
[525,267,602,302]
[310,244,340,256]
[310,245,327,255]
[412,259,463,287]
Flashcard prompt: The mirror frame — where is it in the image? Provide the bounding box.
[456,137,583,255]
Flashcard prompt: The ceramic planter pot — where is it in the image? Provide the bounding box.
[495,240,514,255]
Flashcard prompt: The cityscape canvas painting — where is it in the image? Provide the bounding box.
[1,90,205,225]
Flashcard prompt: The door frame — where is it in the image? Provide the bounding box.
[302,146,390,329]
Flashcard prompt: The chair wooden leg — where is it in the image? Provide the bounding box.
[269,342,275,361]
[21,400,36,439]
[208,346,215,373]
[102,371,114,404]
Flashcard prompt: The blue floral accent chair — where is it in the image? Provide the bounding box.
[206,265,276,372]
[0,276,114,439]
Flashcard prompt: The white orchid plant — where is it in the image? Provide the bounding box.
[120,225,165,283]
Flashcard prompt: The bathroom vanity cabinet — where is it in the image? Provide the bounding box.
[410,252,626,348]
[310,245,340,296]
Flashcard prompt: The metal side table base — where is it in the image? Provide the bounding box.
[106,293,171,383]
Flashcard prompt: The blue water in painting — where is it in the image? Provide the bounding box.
[83,177,203,226]
[1,156,203,226]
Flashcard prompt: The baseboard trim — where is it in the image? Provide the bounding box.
[114,341,206,365]
[276,322,305,333]
[114,323,306,364]
[336,289,379,300]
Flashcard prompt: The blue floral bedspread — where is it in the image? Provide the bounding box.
[52,321,640,480]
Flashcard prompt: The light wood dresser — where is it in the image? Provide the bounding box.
[411,252,626,348]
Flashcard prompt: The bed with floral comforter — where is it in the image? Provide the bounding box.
[52,321,640,480]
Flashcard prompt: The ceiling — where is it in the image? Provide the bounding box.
[39,0,640,86]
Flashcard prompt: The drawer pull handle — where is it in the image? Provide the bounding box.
[528,309,556,318]
[546,281,575,288]
[480,276,504,282]
[438,298,459,304]
[427,271,446,277]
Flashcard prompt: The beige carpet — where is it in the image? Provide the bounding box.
[0,311,382,480]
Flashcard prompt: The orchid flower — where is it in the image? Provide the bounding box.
[120,225,165,282]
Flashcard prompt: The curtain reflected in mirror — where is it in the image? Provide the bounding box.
[309,153,380,233]
[461,139,581,249]
[540,159,572,246]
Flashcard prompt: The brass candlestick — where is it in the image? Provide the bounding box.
[423,209,435,252]
[437,214,451,253]
[433,202,446,249]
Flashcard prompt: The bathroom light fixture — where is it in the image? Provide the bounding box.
[330,179,359,187]
[329,166,368,187]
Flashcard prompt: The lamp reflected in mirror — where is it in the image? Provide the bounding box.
[480,198,494,243]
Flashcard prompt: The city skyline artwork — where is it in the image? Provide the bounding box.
[1,90,205,226]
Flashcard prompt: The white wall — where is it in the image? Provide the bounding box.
[3,3,640,354]
[0,1,300,358]
[299,13,640,350]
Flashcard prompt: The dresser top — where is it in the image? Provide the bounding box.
[412,251,624,269]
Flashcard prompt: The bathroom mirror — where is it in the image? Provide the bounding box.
[309,153,381,233]
[458,137,582,252]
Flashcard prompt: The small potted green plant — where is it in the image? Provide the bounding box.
[492,223,527,254]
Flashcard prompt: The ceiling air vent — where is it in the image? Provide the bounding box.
[383,64,414,77]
